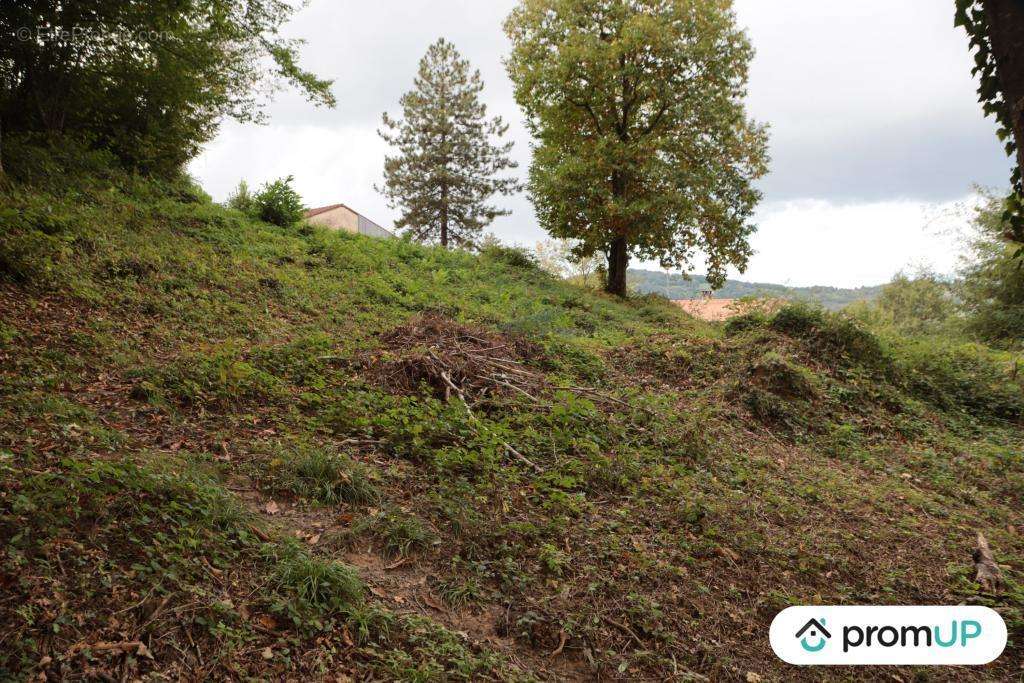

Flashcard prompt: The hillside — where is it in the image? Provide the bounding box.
[629,269,885,310]
[1,141,1023,681]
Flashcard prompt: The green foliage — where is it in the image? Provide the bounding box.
[265,538,365,621]
[378,38,521,248]
[253,175,306,227]
[955,0,1024,245]
[748,351,818,400]
[893,339,1023,421]
[269,446,372,503]
[504,0,769,294]
[770,303,887,369]
[959,191,1024,344]
[0,2,334,176]
[225,180,257,216]
[479,243,541,271]
[134,342,286,408]
[351,509,436,558]
[267,445,379,506]
[847,270,959,337]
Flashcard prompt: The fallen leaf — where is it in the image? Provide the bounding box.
[136,643,153,659]
[261,647,273,660]
[422,593,445,612]
[264,500,279,515]
[256,614,277,631]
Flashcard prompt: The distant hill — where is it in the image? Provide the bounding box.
[628,269,884,310]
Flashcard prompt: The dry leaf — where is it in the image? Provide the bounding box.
[264,500,280,515]
[261,647,273,660]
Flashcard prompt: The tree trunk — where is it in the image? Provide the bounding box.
[605,236,628,297]
[440,184,449,248]
[983,0,1024,175]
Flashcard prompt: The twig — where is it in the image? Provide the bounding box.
[601,615,644,647]
[438,369,543,473]
[973,532,1003,593]
[556,385,657,416]
[550,630,568,658]
[487,375,540,403]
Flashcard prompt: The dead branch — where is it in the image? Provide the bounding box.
[973,532,1003,593]
[438,369,543,473]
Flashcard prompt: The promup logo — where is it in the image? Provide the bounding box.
[795,618,830,653]
[770,606,1006,665]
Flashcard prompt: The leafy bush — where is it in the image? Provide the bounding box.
[479,243,540,271]
[748,351,818,400]
[723,310,769,336]
[848,270,959,338]
[225,180,257,216]
[253,175,305,227]
[771,303,887,369]
[894,340,1023,421]
[958,192,1024,346]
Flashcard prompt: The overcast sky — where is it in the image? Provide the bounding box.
[189,0,1011,288]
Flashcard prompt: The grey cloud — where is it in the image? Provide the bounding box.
[195,0,1013,220]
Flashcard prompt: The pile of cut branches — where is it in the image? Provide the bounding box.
[361,312,545,405]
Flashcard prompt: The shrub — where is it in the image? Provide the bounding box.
[253,175,305,227]
[724,310,769,336]
[771,303,887,369]
[225,180,257,216]
[748,351,818,400]
[479,243,539,271]
[894,340,1023,421]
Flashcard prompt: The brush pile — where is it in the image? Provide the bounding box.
[361,312,545,405]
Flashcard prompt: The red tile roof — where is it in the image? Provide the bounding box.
[304,203,348,219]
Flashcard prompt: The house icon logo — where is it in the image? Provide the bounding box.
[795,618,831,652]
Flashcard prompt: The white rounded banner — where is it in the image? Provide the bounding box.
[770,605,1007,665]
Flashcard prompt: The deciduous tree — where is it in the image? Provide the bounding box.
[0,1,334,175]
[957,0,1024,247]
[505,0,768,296]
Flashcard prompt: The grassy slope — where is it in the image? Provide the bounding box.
[1,143,1023,681]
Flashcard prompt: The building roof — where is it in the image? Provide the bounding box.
[672,298,784,322]
[304,203,349,219]
[672,298,742,321]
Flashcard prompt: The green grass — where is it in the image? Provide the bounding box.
[1,138,1022,680]
[265,444,379,505]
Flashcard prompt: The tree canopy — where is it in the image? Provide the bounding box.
[504,0,768,296]
[956,0,1024,249]
[959,190,1024,344]
[0,0,334,175]
[378,38,521,249]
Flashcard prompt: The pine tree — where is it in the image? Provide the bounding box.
[378,39,522,248]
